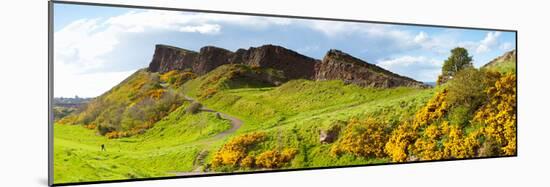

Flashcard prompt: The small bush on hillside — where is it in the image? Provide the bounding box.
[446,68,490,109]
[384,120,417,162]
[186,102,202,114]
[211,132,266,168]
[255,148,298,169]
[448,105,471,127]
[331,118,388,158]
[199,88,218,99]
[240,155,256,168]
[160,70,196,87]
[97,123,116,136]
[384,89,452,162]
[146,89,166,100]
[57,115,78,125]
[413,89,449,129]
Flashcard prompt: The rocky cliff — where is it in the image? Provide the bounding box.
[147,44,428,88]
[231,45,319,79]
[148,44,198,73]
[148,44,317,80]
[315,50,427,88]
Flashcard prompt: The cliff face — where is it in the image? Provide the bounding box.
[147,44,428,88]
[148,45,198,73]
[193,46,234,75]
[315,50,427,88]
[148,44,318,80]
[232,45,319,79]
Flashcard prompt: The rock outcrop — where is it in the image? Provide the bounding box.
[232,45,319,79]
[148,44,317,80]
[147,44,428,88]
[315,50,427,88]
[148,44,198,73]
[483,49,517,68]
[193,46,234,75]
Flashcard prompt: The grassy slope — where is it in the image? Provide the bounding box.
[484,58,516,74]
[54,102,231,183]
[55,64,436,183]
[183,66,436,168]
[195,80,435,168]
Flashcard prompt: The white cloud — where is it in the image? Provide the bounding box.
[309,21,411,41]
[55,10,293,70]
[499,42,513,51]
[54,10,292,97]
[179,24,221,34]
[414,32,429,43]
[54,62,136,98]
[377,56,442,82]
[476,31,501,53]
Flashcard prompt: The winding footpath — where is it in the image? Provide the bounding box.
[183,95,243,141]
[171,95,244,176]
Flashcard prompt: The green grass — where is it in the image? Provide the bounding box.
[484,59,516,74]
[53,102,231,183]
[55,64,437,183]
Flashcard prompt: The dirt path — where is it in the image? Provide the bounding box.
[183,95,243,141]
[171,95,244,176]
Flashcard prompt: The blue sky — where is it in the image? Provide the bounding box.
[53,3,516,97]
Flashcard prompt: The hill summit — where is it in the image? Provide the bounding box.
[147,44,428,88]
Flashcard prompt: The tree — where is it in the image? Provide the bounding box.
[438,47,473,84]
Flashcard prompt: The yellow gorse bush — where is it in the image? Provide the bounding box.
[474,74,517,155]
[211,132,266,168]
[385,90,449,162]
[413,89,449,129]
[385,72,516,162]
[255,148,298,168]
[331,118,388,158]
[160,70,196,88]
[384,120,417,162]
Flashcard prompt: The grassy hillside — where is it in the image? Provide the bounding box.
[188,79,435,169]
[54,101,232,183]
[483,58,516,74]
[55,64,436,183]
[58,69,196,137]
[55,60,516,183]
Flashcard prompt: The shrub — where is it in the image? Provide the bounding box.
[240,155,256,168]
[186,102,203,114]
[385,120,417,162]
[442,124,481,159]
[97,123,116,136]
[413,89,449,129]
[412,122,446,160]
[199,88,218,99]
[57,115,78,125]
[84,124,97,130]
[448,105,471,127]
[160,70,196,87]
[255,148,298,169]
[146,89,166,100]
[211,132,266,168]
[331,118,388,158]
[446,68,490,109]
[474,74,516,155]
